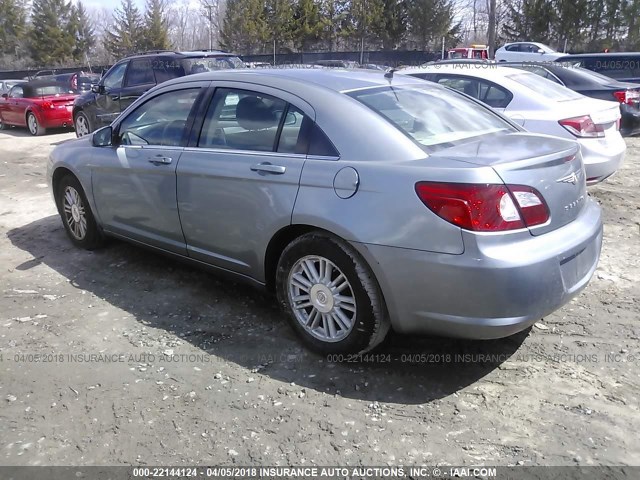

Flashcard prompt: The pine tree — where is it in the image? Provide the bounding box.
[221,0,268,54]
[375,0,408,50]
[292,0,326,51]
[502,0,554,44]
[406,0,457,50]
[143,0,170,51]
[264,0,295,53]
[70,1,95,62]
[29,0,75,65]
[105,0,145,58]
[0,0,27,55]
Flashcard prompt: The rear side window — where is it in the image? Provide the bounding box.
[199,89,286,152]
[126,60,155,87]
[308,124,339,157]
[436,76,512,108]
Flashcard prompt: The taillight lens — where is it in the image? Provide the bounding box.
[71,73,78,90]
[613,89,640,105]
[559,115,605,138]
[40,101,54,109]
[415,182,549,232]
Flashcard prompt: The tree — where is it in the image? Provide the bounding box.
[143,0,170,51]
[374,0,408,50]
[502,0,554,44]
[29,0,75,65]
[0,0,27,56]
[264,0,295,53]
[104,0,145,58]
[292,0,326,51]
[71,1,95,62]
[406,0,458,50]
[220,0,268,54]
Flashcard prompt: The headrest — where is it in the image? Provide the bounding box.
[235,96,279,130]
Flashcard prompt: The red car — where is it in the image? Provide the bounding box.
[0,80,78,136]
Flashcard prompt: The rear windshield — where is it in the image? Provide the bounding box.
[29,85,75,97]
[506,72,583,101]
[348,85,516,153]
[183,56,245,74]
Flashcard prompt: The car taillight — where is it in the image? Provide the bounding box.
[613,89,640,105]
[40,101,54,109]
[71,73,78,90]
[415,182,549,232]
[559,115,605,138]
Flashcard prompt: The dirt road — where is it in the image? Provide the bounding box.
[1,127,638,466]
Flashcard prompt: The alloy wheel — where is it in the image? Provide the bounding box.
[27,114,38,135]
[287,255,357,342]
[62,186,87,240]
[75,115,89,137]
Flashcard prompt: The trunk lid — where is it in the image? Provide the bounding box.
[430,132,586,236]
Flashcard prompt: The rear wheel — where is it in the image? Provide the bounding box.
[0,117,6,130]
[74,111,92,137]
[55,174,104,250]
[27,112,46,136]
[276,232,390,355]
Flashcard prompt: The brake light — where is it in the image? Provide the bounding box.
[415,182,549,232]
[559,115,605,138]
[613,89,640,105]
[40,101,54,109]
[71,73,78,90]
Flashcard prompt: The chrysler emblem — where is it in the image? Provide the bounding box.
[557,171,580,185]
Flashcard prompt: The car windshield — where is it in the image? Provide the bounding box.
[506,72,583,101]
[348,85,516,153]
[183,56,245,74]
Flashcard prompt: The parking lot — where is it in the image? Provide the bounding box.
[0,127,638,466]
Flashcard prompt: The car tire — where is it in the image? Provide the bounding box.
[0,118,6,130]
[74,111,92,137]
[26,112,46,136]
[55,174,105,250]
[276,232,390,355]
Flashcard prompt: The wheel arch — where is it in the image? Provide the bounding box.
[263,225,392,317]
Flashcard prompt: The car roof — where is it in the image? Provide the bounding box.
[124,50,238,61]
[159,67,428,93]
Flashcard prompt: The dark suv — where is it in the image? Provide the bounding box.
[73,50,245,136]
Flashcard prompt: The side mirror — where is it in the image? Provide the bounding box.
[92,126,113,147]
[91,84,104,94]
[1,93,7,99]
[285,112,297,125]
[537,48,545,54]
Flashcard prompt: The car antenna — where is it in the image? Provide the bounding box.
[384,67,397,79]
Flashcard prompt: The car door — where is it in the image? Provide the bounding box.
[91,84,205,254]
[119,58,157,113]
[94,61,129,127]
[4,85,26,125]
[176,85,312,280]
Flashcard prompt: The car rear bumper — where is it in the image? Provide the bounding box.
[352,199,602,339]
[577,133,626,184]
[39,108,73,128]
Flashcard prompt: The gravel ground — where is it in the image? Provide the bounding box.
[0,127,638,467]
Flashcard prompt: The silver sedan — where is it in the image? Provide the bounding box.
[47,69,603,354]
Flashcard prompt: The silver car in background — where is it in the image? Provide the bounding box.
[47,69,603,354]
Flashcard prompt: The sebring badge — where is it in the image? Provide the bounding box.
[557,171,581,185]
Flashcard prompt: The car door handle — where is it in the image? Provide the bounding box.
[148,155,172,165]
[250,163,286,174]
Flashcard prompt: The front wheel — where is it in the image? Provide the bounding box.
[74,111,92,137]
[55,174,104,249]
[276,232,390,355]
[27,112,46,136]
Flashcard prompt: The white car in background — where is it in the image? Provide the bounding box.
[495,42,566,62]
[401,64,625,184]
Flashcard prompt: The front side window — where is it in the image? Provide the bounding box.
[348,85,516,153]
[118,88,200,146]
[199,89,286,152]
[103,62,128,90]
[126,60,155,87]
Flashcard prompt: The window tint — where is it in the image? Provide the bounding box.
[9,86,23,98]
[118,88,199,146]
[199,89,286,152]
[505,44,518,52]
[348,85,515,153]
[103,62,128,90]
[308,124,339,157]
[126,60,155,86]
